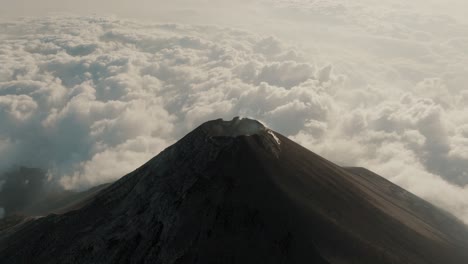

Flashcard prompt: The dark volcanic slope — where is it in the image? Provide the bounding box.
[0,166,111,219]
[1,118,468,264]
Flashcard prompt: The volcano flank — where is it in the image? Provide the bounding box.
[1,118,468,264]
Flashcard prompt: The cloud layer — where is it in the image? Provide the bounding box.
[1,12,468,223]
[0,17,335,189]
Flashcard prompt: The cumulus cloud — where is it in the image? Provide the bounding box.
[0,16,337,190]
[1,6,468,224]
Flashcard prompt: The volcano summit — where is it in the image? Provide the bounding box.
[1,118,468,264]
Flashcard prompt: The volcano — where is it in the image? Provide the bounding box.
[1,117,468,264]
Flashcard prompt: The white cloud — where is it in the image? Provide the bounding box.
[1,9,468,224]
[0,16,335,189]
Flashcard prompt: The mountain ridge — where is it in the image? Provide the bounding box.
[1,118,467,263]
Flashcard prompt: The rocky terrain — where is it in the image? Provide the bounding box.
[1,117,467,263]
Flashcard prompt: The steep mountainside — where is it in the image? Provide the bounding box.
[1,118,467,264]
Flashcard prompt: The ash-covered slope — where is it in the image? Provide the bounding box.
[0,166,111,220]
[1,117,468,264]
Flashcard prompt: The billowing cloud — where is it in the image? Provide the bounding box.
[1,9,468,224]
[0,17,336,190]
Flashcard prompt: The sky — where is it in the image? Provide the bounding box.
[1,0,468,222]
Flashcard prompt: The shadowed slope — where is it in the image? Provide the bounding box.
[343,167,468,248]
[1,118,467,263]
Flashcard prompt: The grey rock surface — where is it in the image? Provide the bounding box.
[1,118,468,264]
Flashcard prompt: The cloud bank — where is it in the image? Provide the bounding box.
[1,13,468,223]
[0,16,333,188]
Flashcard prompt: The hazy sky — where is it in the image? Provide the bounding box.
[1,0,468,222]
[1,0,467,18]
